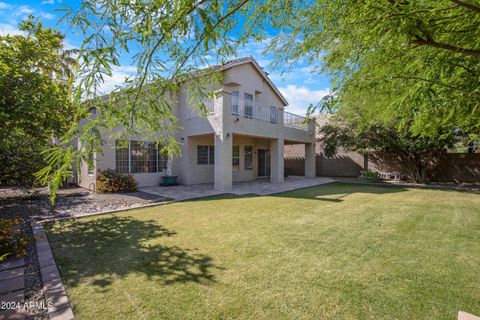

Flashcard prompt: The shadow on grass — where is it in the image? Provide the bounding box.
[45,216,218,291]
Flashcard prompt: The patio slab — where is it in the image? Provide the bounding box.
[140,176,334,201]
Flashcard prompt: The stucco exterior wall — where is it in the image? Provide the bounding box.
[182,134,273,185]
[224,63,285,109]
[76,145,96,190]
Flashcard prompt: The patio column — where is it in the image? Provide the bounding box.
[270,138,284,184]
[305,143,316,178]
[214,132,232,191]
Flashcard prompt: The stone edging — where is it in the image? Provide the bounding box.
[31,221,74,320]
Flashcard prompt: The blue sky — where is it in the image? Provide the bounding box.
[0,0,331,116]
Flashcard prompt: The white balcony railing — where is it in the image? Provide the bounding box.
[190,97,311,132]
[232,100,280,124]
[283,111,309,131]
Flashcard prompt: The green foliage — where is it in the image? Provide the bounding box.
[96,169,137,193]
[268,0,480,183]
[0,17,75,186]
[0,218,30,261]
[320,112,458,183]
[0,130,47,186]
[270,0,480,138]
[361,169,382,181]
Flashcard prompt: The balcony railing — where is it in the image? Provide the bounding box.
[283,111,309,131]
[189,97,311,131]
[232,100,280,124]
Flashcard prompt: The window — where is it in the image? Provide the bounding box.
[209,145,215,164]
[197,145,209,165]
[115,141,129,174]
[130,141,157,173]
[87,153,95,175]
[232,91,239,115]
[115,140,168,173]
[244,93,253,118]
[244,146,253,170]
[197,145,214,165]
[232,145,240,170]
[270,106,277,124]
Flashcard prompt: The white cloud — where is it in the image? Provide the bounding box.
[279,85,330,116]
[0,23,26,36]
[40,12,55,20]
[96,65,137,94]
[17,5,34,15]
[0,4,55,22]
[41,0,55,4]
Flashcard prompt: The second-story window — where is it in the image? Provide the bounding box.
[244,93,253,118]
[232,91,239,115]
[270,106,277,124]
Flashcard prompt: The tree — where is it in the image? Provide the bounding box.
[269,0,480,138]
[320,110,458,183]
[0,17,75,186]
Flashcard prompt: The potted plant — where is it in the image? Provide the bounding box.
[160,158,178,186]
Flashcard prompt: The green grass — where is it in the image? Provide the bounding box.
[45,183,480,319]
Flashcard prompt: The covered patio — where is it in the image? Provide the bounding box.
[139,176,334,201]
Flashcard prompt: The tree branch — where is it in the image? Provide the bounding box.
[450,0,480,13]
[132,0,211,108]
[169,0,251,81]
[411,37,480,57]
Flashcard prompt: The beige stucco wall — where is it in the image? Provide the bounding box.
[179,134,272,185]
[76,145,96,190]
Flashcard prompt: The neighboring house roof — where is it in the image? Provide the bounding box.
[217,56,289,106]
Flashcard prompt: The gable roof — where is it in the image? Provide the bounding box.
[218,56,289,106]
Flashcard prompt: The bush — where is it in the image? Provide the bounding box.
[96,169,137,193]
[361,169,382,181]
[0,218,30,262]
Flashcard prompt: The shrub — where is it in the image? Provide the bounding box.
[361,169,382,181]
[96,169,137,193]
[0,218,30,261]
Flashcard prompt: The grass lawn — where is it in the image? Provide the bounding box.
[45,183,480,319]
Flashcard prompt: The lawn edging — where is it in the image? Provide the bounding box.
[31,221,74,320]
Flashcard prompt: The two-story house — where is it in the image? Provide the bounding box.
[77,56,316,192]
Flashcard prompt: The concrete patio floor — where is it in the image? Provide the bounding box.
[139,176,334,201]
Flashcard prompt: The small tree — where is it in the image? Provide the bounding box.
[0,17,75,186]
[321,114,457,183]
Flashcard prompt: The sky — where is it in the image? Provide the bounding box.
[0,0,331,116]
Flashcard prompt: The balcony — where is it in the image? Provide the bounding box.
[230,99,312,132]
